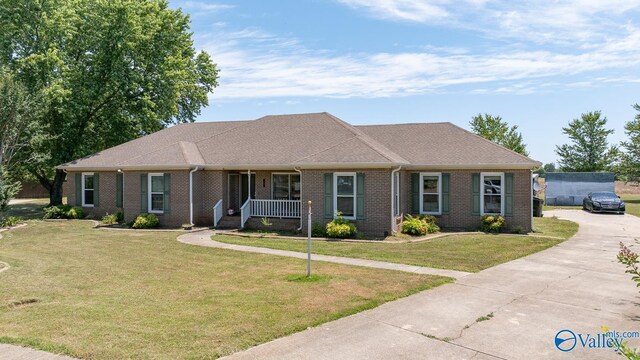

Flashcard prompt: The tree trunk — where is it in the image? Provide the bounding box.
[49,169,66,206]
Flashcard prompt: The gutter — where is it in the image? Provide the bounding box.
[391,166,402,233]
[294,167,303,231]
[189,167,200,226]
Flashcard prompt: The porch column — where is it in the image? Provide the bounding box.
[247,170,251,200]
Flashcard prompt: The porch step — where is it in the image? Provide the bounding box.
[216,215,241,230]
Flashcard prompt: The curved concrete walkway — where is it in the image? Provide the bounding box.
[178,230,471,280]
[0,344,76,360]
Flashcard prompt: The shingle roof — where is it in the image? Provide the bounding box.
[59,112,540,170]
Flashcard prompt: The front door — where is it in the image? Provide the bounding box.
[240,173,256,206]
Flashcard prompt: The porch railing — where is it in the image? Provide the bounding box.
[213,199,223,228]
[240,199,251,228]
[250,199,301,218]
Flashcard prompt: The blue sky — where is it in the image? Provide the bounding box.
[169,0,640,164]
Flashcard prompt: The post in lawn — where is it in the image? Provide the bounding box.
[307,200,312,277]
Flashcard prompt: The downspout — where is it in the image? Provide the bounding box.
[189,167,199,226]
[530,169,534,232]
[294,167,303,231]
[391,166,402,233]
[117,169,123,215]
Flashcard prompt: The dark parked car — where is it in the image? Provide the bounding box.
[583,192,626,214]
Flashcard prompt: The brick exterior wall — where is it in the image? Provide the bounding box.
[400,169,532,231]
[67,168,532,233]
[65,172,121,219]
[300,169,393,238]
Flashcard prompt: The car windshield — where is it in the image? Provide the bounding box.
[592,192,617,199]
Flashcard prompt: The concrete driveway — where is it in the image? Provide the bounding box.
[224,210,640,360]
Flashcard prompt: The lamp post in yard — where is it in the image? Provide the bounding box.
[307,200,312,277]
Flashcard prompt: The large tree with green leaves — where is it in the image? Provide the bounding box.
[0,0,219,205]
[469,114,529,156]
[620,104,640,182]
[0,70,36,211]
[555,111,615,172]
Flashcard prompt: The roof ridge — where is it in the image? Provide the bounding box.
[355,122,451,127]
[444,122,539,164]
[323,113,407,163]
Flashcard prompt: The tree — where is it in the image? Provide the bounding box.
[0,0,219,205]
[555,111,615,172]
[543,163,557,173]
[620,104,640,182]
[469,114,529,156]
[0,71,34,212]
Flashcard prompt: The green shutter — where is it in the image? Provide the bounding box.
[505,173,514,216]
[163,173,171,214]
[116,173,123,208]
[411,173,420,214]
[323,173,333,218]
[93,173,100,207]
[140,174,148,213]
[442,173,450,215]
[472,173,480,215]
[356,173,365,219]
[75,173,82,206]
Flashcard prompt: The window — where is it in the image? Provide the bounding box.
[481,172,504,215]
[420,173,441,215]
[394,172,400,216]
[334,172,356,219]
[82,173,95,207]
[272,173,301,200]
[149,173,165,213]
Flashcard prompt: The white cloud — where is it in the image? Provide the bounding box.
[337,0,451,22]
[178,1,233,13]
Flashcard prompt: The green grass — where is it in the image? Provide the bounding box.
[0,220,449,359]
[3,198,49,219]
[622,195,640,218]
[215,218,578,273]
[532,216,579,239]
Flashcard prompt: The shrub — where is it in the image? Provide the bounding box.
[311,222,326,237]
[66,207,85,219]
[43,205,72,219]
[102,212,124,225]
[401,214,427,235]
[325,213,357,238]
[0,216,22,228]
[481,215,506,233]
[132,213,160,229]
[401,214,440,236]
[510,225,526,234]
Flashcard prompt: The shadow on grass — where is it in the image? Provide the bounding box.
[4,199,49,220]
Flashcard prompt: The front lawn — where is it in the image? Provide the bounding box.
[215,218,578,273]
[0,221,449,359]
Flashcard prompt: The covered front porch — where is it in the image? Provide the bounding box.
[213,171,302,229]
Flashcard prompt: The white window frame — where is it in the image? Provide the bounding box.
[81,172,95,208]
[333,172,357,220]
[394,172,400,216]
[480,172,505,216]
[420,172,442,215]
[271,173,301,200]
[148,173,165,214]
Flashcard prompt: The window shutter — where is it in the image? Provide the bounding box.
[323,173,333,218]
[75,173,82,206]
[116,173,123,208]
[140,174,148,213]
[442,173,450,215]
[411,173,420,214]
[163,173,171,214]
[505,173,514,216]
[472,173,480,215]
[93,173,100,207]
[356,173,365,219]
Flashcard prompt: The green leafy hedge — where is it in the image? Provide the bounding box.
[481,215,506,233]
[401,214,440,236]
[132,213,160,229]
[43,205,85,219]
[325,213,357,239]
